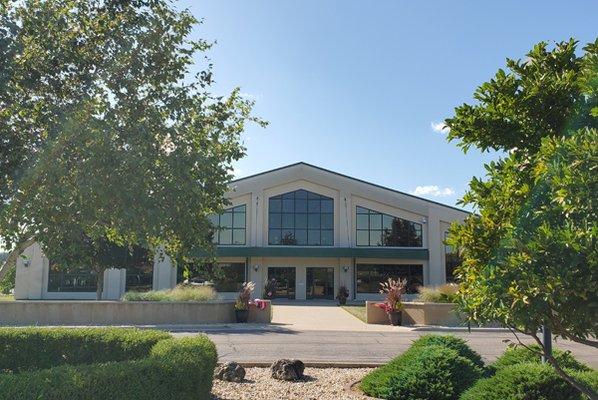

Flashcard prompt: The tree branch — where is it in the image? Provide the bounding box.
[529,331,598,400]
[567,336,598,349]
[0,237,37,281]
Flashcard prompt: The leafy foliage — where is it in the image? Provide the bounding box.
[490,344,589,374]
[0,327,170,373]
[410,334,484,369]
[387,345,482,400]
[0,0,263,293]
[460,363,598,400]
[0,335,217,400]
[361,334,484,398]
[445,38,597,397]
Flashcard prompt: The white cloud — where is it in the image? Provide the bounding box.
[430,121,450,134]
[410,185,455,197]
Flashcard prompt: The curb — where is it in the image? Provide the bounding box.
[218,361,384,368]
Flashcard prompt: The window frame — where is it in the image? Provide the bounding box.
[268,189,334,246]
[211,204,247,246]
[355,206,423,247]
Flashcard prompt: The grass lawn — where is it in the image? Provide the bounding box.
[341,305,366,323]
[0,294,14,301]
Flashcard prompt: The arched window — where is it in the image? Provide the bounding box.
[356,206,422,247]
[268,189,334,246]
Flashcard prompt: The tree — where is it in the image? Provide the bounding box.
[0,0,264,298]
[445,39,597,398]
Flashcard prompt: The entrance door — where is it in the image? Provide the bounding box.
[306,267,334,300]
[267,267,296,299]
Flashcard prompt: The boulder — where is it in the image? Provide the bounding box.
[214,361,246,382]
[270,359,305,381]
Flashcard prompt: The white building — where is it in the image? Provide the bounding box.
[14,162,468,301]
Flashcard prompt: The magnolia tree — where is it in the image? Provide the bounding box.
[0,0,264,298]
[445,39,597,398]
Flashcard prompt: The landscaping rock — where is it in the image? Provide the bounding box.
[215,361,246,382]
[270,359,305,381]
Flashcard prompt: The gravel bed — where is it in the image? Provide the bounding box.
[212,367,374,400]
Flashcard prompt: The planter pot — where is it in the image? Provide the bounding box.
[388,311,402,326]
[235,309,249,323]
[338,297,347,306]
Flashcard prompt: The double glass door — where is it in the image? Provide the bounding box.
[267,267,296,299]
[306,267,334,300]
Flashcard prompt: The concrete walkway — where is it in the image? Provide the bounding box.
[270,302,401,332]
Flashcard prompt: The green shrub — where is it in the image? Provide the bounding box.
[361,335,484,399]
[490,344,589,374]
[417,283,459,303]
[0,327,170,373]
[460,362,598,400]
[123,284,216,302]
[0,335,218,400]
[411,334,484,368]
[387,345,483,400]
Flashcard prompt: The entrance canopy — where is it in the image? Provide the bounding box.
[193,246,428,260]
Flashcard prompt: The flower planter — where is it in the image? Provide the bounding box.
[235,309,249,323]
[388,311,402,326]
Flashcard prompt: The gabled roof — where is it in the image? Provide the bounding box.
[231,162,470,214]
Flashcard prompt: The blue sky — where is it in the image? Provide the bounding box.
[179,1,597,208]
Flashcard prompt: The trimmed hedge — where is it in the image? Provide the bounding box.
[387,345,483,400]
[361,334,485,399]
[460,362,598,400]
[0,327,171,373]
[490,344,590,374]
[410,334,485,369]
[0,335,218,400]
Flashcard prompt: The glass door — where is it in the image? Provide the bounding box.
[306,267,334,300]
[267,267,296,299]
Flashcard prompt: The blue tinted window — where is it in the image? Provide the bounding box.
[355,206,422,247]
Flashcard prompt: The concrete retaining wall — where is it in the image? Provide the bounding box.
[366,301,461,326]
[0,300,272,326]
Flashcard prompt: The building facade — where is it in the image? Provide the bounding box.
[14,162,468,301]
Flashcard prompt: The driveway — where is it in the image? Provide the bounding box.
[170,304,598,367]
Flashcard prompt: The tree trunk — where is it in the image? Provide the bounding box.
[95,267,104,300]
[0,237,37,281]
[531,332,598,400]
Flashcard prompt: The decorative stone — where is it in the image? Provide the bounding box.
[270,359,305,381]
[215,361,246,382]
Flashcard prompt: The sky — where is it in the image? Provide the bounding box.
[178,0,597,209]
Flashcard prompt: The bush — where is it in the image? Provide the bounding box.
[387,345,483,400]
[490,344,589,374]
[0,335,217,400]
[0,266,15,295]
[361,335,484,399]
[123,284,216,302]
[0,327,170,373]
[411,334,484,368]
[460,362,598,400]
[417,283,459,303]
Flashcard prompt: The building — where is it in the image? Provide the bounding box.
[14,162,468,301]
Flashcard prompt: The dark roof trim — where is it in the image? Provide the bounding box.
[230,162,470,214]
[193,246,429,260]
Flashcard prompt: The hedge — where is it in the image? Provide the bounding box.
[410,334,485,369]
[460,362,598,400]
[361,334,484,399]
[490,344,590,374]
[0,327,171,373]
[0,335,218,400]
[387,345,483,400]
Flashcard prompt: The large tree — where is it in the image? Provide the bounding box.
[0,0,263,297]
[445,39,597,398]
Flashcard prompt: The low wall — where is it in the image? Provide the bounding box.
[366,301,461,326]
[0,300,272,326]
